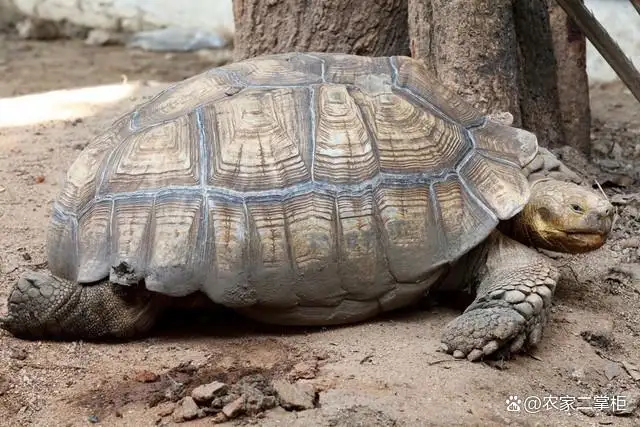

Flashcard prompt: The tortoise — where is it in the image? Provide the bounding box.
[0,52,614,361]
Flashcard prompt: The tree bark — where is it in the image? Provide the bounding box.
[547,0,591,155]
[409,0,589,154]
[408,0,522,125]
[512,0,565,149]
[232,0,410,61]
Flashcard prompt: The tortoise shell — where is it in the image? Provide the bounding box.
[48,52,537,323]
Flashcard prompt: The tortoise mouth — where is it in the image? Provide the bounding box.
[563,230,607,237]
[557,230,607,252]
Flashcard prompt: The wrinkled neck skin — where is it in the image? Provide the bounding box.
[498,210,553,251]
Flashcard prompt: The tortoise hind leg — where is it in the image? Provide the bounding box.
[1,270,168,340]
[440,231,559,361]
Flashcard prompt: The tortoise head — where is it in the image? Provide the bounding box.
[506,179,615,253]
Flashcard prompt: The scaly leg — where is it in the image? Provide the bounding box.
[1,270,167,340]
[440,232,559,361]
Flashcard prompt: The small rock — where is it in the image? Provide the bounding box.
[580,319,614,350]
[273,380,316,410]
[134,370,159,383]
[155,401,175,417]
[9,347,28,361]
[87,415,99,424]
[172,397,199,422]
[211,412,227,423]
[85,29,125,46]
[288,360,319,380]
[222,396,245,418]
[608,392,639,416]
[578,407,595,417]
[34,175,45,184]
[191,381,228,403]
[622,361,640,381]
[570,367,585,381]
[604,362,624,381]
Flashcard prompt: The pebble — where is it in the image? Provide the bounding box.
[272,380,316,410]
[580,319,614,349]
[155,401,175,417]
[222,396,245,418]
[9,347,28,361]
[622,361,640,381]
[288,360,319,380]
[133,370,159,383]
[604,362,624,380]
[84,29,124,46]
[172,397,200,422]
[570,367,585,381]
[191,381,228,403]
[211,412,228,423]
[608,392,639,416]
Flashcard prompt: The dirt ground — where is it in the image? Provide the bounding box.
[0,36,639,427]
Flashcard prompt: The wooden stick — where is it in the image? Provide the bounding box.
[630,0,640,17]
[555,0,640,103]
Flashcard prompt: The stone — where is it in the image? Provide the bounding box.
[580,319,615,350]
[608,392,639,416]
[604,362,624,381]
[172,397,199,422]
[191,381,228,404]
[85,29,124,46]
[155,401,175,417]
[288,360,319,380]
[222,396,245,418]
[570,367,585,381]
[133,370,159,383]
[273,380,316,410]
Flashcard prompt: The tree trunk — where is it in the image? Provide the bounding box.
[547,0,591,155]
[232,0,410,61]
[512,0,565,150]
[409,0,589,154]
[408,0,522,125]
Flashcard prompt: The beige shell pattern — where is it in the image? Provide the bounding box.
[48,52,538,324]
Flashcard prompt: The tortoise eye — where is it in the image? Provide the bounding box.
[570,204,584,214]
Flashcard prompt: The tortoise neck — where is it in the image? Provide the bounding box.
[497,210,539,248]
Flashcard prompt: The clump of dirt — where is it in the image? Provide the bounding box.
[73,348,323,424]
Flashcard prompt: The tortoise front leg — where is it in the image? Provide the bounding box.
[440,232,559,361]
[1,270,167,340]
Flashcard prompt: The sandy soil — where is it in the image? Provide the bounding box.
[0,37,639,427]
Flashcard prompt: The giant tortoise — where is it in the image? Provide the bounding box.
[0,52,614,361]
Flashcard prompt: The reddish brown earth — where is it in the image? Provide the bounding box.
[0,36,639,426]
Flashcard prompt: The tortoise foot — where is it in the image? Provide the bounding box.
[1,270,165,341]
[439,305,545,362]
